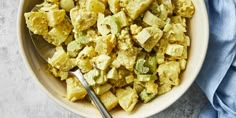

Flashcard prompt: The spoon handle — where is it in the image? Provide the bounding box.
[71,69,112,118]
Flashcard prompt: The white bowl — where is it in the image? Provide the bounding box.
[17,0,209,117]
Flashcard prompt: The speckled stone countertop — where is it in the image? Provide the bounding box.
[0,0,208,118]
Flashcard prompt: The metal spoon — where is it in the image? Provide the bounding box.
[29,6,112,118]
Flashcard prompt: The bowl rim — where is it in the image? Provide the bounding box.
[17,0,209,117]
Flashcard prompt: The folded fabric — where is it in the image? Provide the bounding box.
[196,0,236,118]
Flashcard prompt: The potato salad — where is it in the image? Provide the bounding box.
[24,0,195,112]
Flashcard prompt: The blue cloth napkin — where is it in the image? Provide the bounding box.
[196,0,236,118]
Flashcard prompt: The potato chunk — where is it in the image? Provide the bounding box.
[168,23,186,43]
[49,67,69,80]
[157,61,181,85]
[93,83,112,95]
[47,9,66,27]
[70,7,98,32]
[173,0,195,18]
[67,40,83,57]
[45,19,72,46]
[66,77,87,102]
[95,34,116,55]
[125,74,135,84]
[100,91,118,111]
[86,0,106,13]
[140,81,158,103]
[94,54,112,70]
[76,46,97,73]
[179,59,187,70]
[107,67,119,79]
[48,46,76,71]
[77,46,97,59]
[95,70,108,85]
[24,12,48,35]
[108,0,120,14]
[84,69,100,86]
[135,28,151,44]
[158,83,172,95]
[165,44,184,57]
[112,48,139,71]
[126,0,153,19]
[77,58,94,73]
[137,27,163,52]
[60,0,75,12]
[116,87,138,112]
